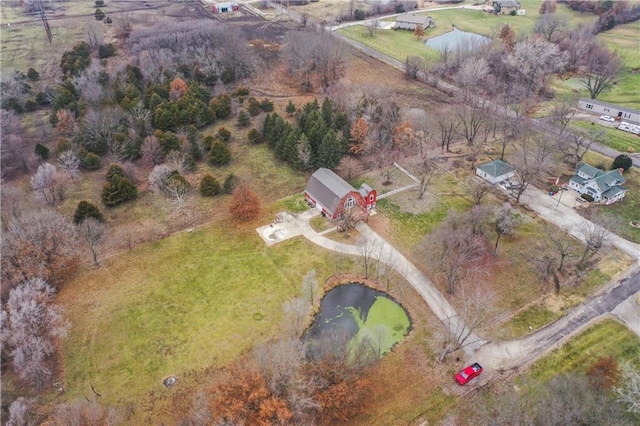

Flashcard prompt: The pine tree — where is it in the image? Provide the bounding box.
[237,110,250,127]
[285,100,296,116]
[321,98,334,126]
[209,140,231,166]
[316,129,345,169]
[200,174,221,196]
[223,173,239,194]
[74,201,105,224]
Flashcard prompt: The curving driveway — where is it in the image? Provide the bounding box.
[263,182,640,380]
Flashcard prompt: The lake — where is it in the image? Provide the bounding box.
[424,27,490,51]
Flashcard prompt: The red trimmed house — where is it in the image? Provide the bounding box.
[212,2,239,13]
[304,168,377,220]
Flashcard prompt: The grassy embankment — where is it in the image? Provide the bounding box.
[570,120,640,154]
[528,318,640,382]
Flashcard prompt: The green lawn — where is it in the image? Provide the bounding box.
[550,20,640,108]
[339,2,597,64]
[570,121,640,154]
[58,224,350,410]
[596,20,640,108]
[528,319,640,382]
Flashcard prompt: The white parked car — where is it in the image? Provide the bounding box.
[600,115,615,122]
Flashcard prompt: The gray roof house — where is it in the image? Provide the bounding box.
[492,0,521,14]
[394,14,434,31]
[304,168,377,219]
[568,163,627,204]
[577,98,640,124]
[476,159,516,184]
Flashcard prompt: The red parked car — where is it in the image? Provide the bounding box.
[455,362,483,385]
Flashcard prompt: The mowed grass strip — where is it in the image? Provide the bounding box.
[570,121,640,154]
[58,223,341,405]
[528,318,640,382]
[596,20,640,108]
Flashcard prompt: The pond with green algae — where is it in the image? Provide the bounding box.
[305,283,411,360]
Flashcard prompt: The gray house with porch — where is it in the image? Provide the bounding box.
[569,163,627,204]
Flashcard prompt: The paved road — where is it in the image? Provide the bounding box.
[475,272,640,377]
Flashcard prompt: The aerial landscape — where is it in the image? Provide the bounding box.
[1,0,640,424]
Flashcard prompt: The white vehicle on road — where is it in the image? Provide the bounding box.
[600,115,615,122]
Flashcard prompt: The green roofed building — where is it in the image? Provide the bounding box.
[476,159,516,184]
[569,163,628,205]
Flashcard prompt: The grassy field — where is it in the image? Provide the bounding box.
[528,318,640,382]
[57,223,352,418]
[594,20,640,108]
[570,120,640,154]
[338,1,597,64]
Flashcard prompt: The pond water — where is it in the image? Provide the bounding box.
[305,283,411,360]
[424,27,490,51]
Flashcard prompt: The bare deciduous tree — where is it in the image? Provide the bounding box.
[580,44,622,100]
[493,203,518,255]
[50,398,126,426]
[511,129,558,203]
[58,150,80,183]
[506,37,567,97]
[3,278,69,389]
[284,30,346,91]
[30,163,68,205]
[437,285,500,362]
[615,359,640,414]
[577,219,610,267]
[416,157,438,200]
[1,209,79,287]
[6,397,36,426]
[551,100,577,136]
[434,111,460,152]
[148,164,171,194]
[77,218,106,267]
[465,179,493,205]
[425,214,486,294]
[357,236,380,279]
[558,129,598,168]
[141,135,163,166]
[366,18,380,37]
[533,13,568,43]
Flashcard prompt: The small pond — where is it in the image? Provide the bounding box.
[305,283,411,360]
[424,27,490,51]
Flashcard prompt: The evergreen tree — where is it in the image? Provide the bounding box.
[101,163,137,206]
[73,201,105,224]
[217,127,232,143]
[223,173,239,194]
[34,144,50,160]
[200,174,221,196]
[247,128,262,144]
[210,94,232,119]
[209,140,231,166]
[316,129,345,169]
[612,154,633,172]
[277,127,300,163]
[285,100,296,116]
[237,110,250,127]
[158,131,181,155]
[321,98,334,126]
